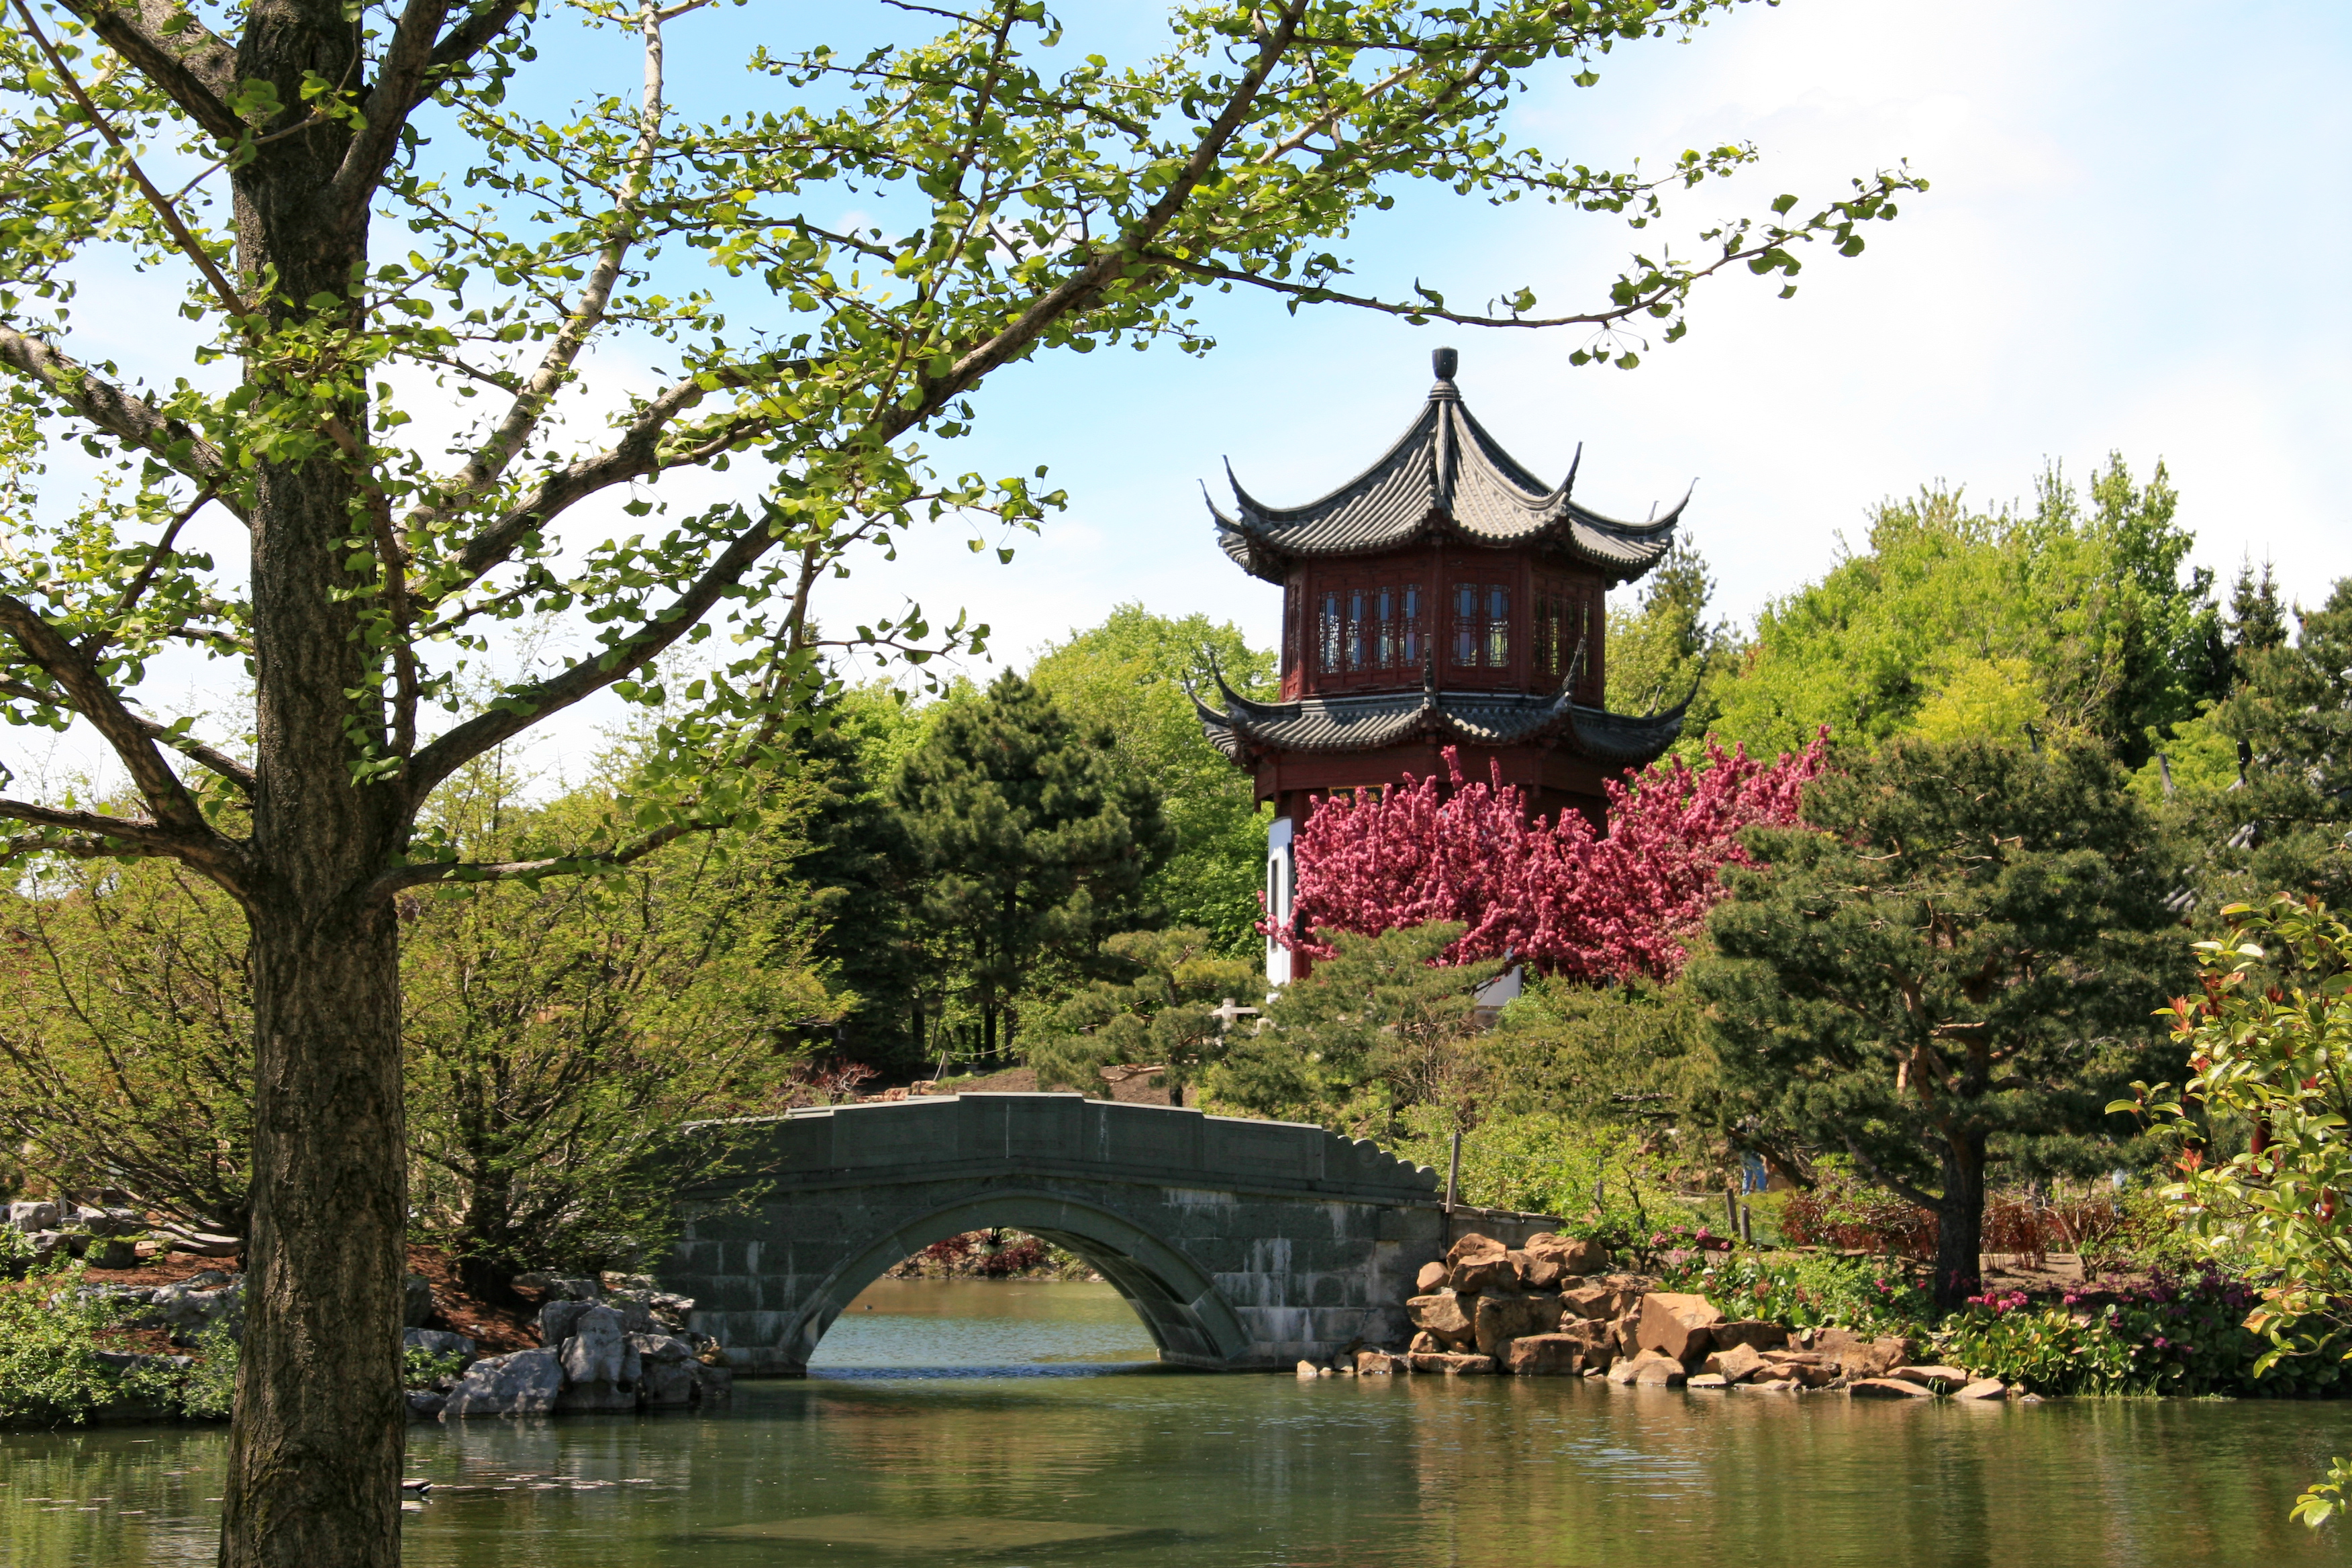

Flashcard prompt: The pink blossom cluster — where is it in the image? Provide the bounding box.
[1273,730,1828,979]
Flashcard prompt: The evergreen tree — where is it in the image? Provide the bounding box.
[1688,738,2183,1310]
[1027,928,1259,1104]
[1208,922,1504,1136]
[2200,578,2352,908]
[895,673,1173,1065]
[1030,606,1275,958]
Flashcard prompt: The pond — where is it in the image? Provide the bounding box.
[7,1277,2352,1566]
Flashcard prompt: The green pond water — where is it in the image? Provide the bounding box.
[7,1277,2352,1566]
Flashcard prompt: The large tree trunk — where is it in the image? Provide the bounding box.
[1932,1134,1988,1313]
[219,5,409,1557]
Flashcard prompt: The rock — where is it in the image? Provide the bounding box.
[1297,1359,1319,1379]
[1953,1378,2008,1400]
[560,1304,628,1381]
[403,1273,436,1328]
[1710,1320,1790,1353]
[143,1274,243,1342]
[79,1206,144,1238]
[1406,1293,1475,1347]
[1558,1283,1610,1320]
[1702,1342,1769,1384]
[1402,1352,1496,1375]
[441,1348,564,1418]
[1686,1372,1730,1389]
[513,1271,601,1300]
[1606,1355,1643,1386]
[1504,1334,1586,1376]
[539,1297,594,1346]
[1759,1353,1839,1389]
[605,1293,659,1334]
[1524,1232,1608,1278]
[1473,1292,1561,1358]
[1892,1365,1975,1389]
[1749,1377,1800,1393]
[1630,1351,1687,1388]
[1355,1350,1395,1375]
[7,1200,60,1232]
[1507,1248,1552,1289]
[692,1361,734,1402]
[1633,1292,1724,1364]
[85,1238,138,1270]
[1414,1261,1449,1293]
[403,1328,478,1359]
[1814,1328,1911,1378]
[633,1335,698,1408]
[1444,1233,1518,1294]
[1849,1377,1934,1400]
[28,1229,70,1261]
[164,1230,241,1258]
[406,1391,448,1422]
[1408,1330,1440,1354]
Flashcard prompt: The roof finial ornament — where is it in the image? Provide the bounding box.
[1432,345,1459,384]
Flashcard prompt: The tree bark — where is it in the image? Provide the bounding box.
[218,4,411,1557]
[1932,1133,1988,1313]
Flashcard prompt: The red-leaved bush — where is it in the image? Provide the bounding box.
[1274,730,1827,979]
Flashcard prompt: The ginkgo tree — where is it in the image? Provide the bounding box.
[0,0,1918,1561]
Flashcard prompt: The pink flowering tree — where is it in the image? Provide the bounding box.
[1276,732,1828,980]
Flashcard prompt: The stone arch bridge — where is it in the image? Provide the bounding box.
[658,1093,1553,1374]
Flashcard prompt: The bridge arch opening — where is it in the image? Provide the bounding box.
[781,1189,1251,1372]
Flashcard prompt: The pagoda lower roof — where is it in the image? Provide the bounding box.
[1192,677,1687,767]
[1209,354,1685,587]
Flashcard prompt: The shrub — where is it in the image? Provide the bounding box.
[1385,1108,1705,1253]
[0,1267,228,1426]
[1653,1250,1932,1335]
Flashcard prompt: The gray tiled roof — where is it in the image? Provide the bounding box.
[1191,673,1688,768]
[1210,354,1685,587]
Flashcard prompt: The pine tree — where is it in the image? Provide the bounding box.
[895,673,1173,1064]
[1026,928,1259,1104]
[1688,738,2184,1310]
[1209,922,1503,1136]
[2201,578,2352,908]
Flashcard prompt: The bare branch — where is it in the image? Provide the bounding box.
[364,820,706,902]
[0,796,208,857]
[406,507,781,797]
[52,0,242,143]
[405,1,671,542]
[0,677,253,793]
[1142,248,1759,330]
[0,593,217,833]
[330,0,454,213]
[0,327,240,505]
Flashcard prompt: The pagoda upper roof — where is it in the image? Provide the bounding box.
[1208,348,1686,587]
[1189,669,1691,769]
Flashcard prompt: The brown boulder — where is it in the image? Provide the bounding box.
[1408,1330,1439,1354]
[1848,1377,1932,1400]
[1355,1350,1396,1376]
[1953,1378,2008,1401]
[1406,1293,1475,1346]
[1414,1261,1449,1294]
[1685,1372,1730,1389]
[1709,1319,1790,1353]
[1445,1233,1519,1294]
[1891,1365,1975,1389]
[1814,1328,1911,1378]
[1525,1232,1609,1278]
[1702,1342,1768,1384]
[1404,1352,1496,1375]
[1559,1283,1616,1320]
[1510,1248,1561,1289]
[1474,1292,1561,1357]
[1504,1334,1586,1376]
[1630,1351,1687,1388]
[1634,1292,1724,1364]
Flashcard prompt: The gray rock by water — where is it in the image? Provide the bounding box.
[143,1274,244,1342]
[402,1328,477,1359]
[632,1334,697,1407]
[403,1272,436,1328]
[440,1348,563,1418]
[406,1390,448,1422]
[539,1297,593,1346]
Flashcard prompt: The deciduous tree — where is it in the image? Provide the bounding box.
[1283,734,1824,978]
[1026,926,1257,1104]
[0,0,1917,1555]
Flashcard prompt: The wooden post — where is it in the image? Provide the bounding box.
[1443,1128,1463,1245]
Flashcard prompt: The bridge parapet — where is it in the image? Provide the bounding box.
[691,1092,1444,1203]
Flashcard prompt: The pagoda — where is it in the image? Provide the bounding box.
[1191,348,1695,981]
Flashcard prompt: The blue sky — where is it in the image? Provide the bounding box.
[21,0,2352,791]
[784,0,2352,681]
